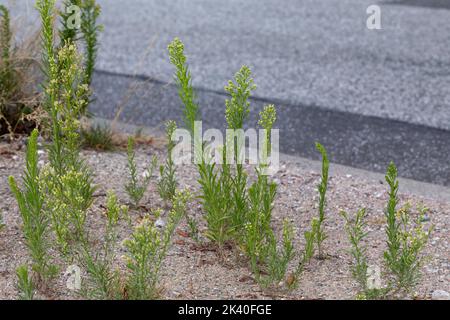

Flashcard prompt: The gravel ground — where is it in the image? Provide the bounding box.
[0,139,448,300]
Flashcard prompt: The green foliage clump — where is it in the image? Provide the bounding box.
[157,120,178,202]
[383,163,432,295]
[16,265,35,300]
[8,129,56,282]
[39,43,94,256]
[341,163,432,299]
[125,136,158,208]
[123,190,190,299]
[168,38,301,288]
[80,191,127,300]
[81,122,114,151]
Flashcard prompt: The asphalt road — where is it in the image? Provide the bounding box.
[6,0,450,186]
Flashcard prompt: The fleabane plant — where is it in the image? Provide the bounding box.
[8,129,57,282]
[125,136,158,208]
[225,66,256,235]
[243,105,295,287]
[40,43,94,255]
[37,0,95,254]
[158,120,178,203]
[341,162,432,299]
[341,208,379,298]
[383,162,431,295]
[81,190,127,300]
[59,0,102,114]
[168,38,231,247]
[123,190,191,299]
[168,38,198,134]
[314,142,329,259]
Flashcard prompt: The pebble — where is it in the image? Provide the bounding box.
[155,217,166,228]
[431,290,450,300]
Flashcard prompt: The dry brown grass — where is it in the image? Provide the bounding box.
[0,3,45,139]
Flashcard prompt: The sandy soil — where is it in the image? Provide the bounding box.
[0,139,448,300]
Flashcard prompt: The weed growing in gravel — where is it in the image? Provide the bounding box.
[80,191,127,299]
[340,208,383,298]
[384,162,431,295]
[36,0,96,254]
[340,163,432,299]
[39,43,94,255]
[123,190,190,299]
[314,142,329,259]
[243,105,295,287]
[168,39,298,287]
[168,38,233,246]
[157,120,178,202]
[8,129,57,282]
[16,265,35,300]
[125,136,158,208]
[225,66,255,238]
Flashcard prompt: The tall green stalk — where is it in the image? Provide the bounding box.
[314,142,329,259]
[8,129,56,282]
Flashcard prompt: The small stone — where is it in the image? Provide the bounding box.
[155,217,166,228]
[421,214,430,222]
[65,265,81,291]
[432,290,450,300]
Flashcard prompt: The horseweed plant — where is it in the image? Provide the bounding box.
[16,265,35,300]
[125,136,158,208]
[384,162,431,295]
[341,208,380,298]
[79,0,102,87]
[286,146,329,288]
[80,191,128,299]
[157,120,178,202]
[225,66,255,237]
[314,142,329,259]
[8,129,57,282]
[340,163,432,299]
[168,38,232,246]
[60,0,102,114]
[168,38,198,134]
[36,0,95,254]
[168,38,298,287]
[243,105,295,287]
[40,43,94,255]
[123,190,191,299]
